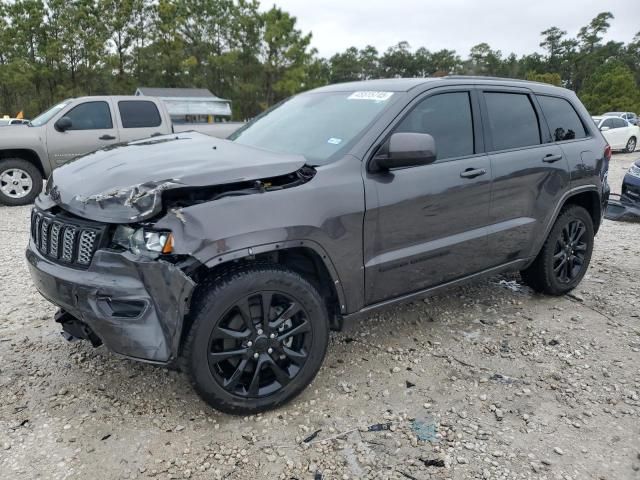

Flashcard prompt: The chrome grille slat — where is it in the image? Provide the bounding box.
[34,213,43,250]
[61,227,77,262]
[40,218,51,254]
[49,222,62,258]
[77,230,97,265]
[30,209,105,269]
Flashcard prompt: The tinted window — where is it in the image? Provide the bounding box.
[119,101,162,128]
[66,102,113,130]
[537,95,587,142]
[395,92,474,160]
[613,118,627,128]
[602,118,615,128]
[484,92,540,151]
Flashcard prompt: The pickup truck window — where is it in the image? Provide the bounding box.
[395,92,474,161]
[230,91,395,165]
[537,95,587,142]
[65,101,113,130]
[30,100,72,126]
[485,92,541,151]
[118,101,162,128]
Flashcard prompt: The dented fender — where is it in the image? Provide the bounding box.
[153,155,366,313]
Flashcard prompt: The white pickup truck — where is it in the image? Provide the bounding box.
[0,96,243,205]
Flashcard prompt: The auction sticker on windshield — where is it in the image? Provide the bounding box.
[348,91,394,102]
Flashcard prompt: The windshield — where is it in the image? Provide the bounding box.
[30,99,72,126]
[230,91,397,164]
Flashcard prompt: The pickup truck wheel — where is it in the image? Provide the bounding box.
[625,136,636,153]
[182,264,329,414]
[0,158,42,206]
[520,205,594,295]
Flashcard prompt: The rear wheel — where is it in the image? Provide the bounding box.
[625,136,636,153]
[520,205,594,295]
[182,264,329,414]
[0,158,42,206]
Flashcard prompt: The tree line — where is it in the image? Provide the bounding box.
[1,2,639,120]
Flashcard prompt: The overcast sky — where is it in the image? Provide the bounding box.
[264,0,639,58]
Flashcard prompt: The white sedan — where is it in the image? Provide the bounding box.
[592,116,639,153]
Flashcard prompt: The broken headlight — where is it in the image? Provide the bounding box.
[628,164,640,179]
[113,226,173,257]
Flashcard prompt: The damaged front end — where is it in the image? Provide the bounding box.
[26,231,195,363]
[27,132,319,363]
[605,161,640,221]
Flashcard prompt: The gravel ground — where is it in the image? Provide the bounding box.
[1,152,639,480]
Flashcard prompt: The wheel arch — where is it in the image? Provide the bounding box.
[525,186,602,270]
[0,149,47,179]
[561,189,602,233]
[181,241,346,347]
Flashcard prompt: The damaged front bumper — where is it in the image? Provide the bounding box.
[605,172,640,221]
[26,241,195,364]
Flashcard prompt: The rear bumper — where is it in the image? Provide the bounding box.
[26,240,195,364]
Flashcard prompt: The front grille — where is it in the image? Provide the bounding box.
[30,209,107,269]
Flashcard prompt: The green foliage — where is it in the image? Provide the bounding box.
[0,5,638,120]
[580,61,640,114]
[525,72,562,86]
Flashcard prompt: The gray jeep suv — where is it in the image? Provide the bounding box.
[26,77,610,414]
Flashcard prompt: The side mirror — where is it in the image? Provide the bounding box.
[371,132,437,171]
[55,116,72,132]
[600,126,610,131]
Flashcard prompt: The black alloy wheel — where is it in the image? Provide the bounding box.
[183,265,329,414]
[520,205,594,295]
[552,219,588,284]
[207,290,311,398]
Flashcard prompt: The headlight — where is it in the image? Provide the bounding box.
[113,226,173,257]
[628,164,640,179]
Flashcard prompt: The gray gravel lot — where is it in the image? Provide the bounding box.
[1,152,639,480]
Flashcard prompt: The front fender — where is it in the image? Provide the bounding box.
[153,156,366,313]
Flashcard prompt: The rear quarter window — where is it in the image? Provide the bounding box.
[537,95,588,141]
[118,101,162,128]
[484,92,541,151]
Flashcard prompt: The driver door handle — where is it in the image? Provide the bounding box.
[543,153,563,163]
[99,134,116,141]
[460,168,487,179]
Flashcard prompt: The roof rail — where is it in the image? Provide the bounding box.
[442,75,561,87]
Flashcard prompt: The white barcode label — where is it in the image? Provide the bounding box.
[347,91,394,102]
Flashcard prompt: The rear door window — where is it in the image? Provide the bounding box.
[537,95,588,141]
[484,92,541,151]
[395,91,474,161]
[118,101,162,128]
[602,118,615,129]
[65,102,113,130]
[613,118,627,128]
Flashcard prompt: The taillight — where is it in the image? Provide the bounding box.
[604,145,612,162]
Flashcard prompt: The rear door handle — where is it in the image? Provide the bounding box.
[543,153,563,163]
[460,168,487,179]
[99,134,116,141]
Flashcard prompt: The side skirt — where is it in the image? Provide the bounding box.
[342,258,531,324]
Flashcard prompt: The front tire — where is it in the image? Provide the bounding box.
[520,205,594,295]
[0,158,43,206]
[182,264,329,414]
[625,136,636,153]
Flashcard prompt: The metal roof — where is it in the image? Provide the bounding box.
[135,88,232,116]
[310,76,571,95]
[136,87,229,100]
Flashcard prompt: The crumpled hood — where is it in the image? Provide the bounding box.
[42,132,307,223]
